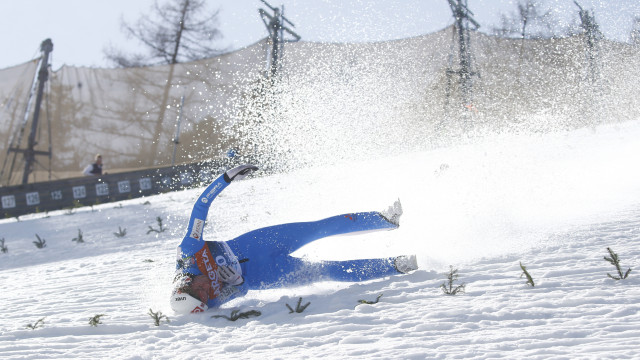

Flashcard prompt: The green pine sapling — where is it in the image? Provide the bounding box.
[211,310,261,321]
[26,317,45,330]
[286,297,311,313]
[148,308,170,326]
[358,294,383,304]
[33,234,46,249]
[520,262,535,287]
[441,265,466,295]
[89,314,105,327]
[72,229,84,243]
[604,247,632,280]
[147,216,167,234]
[114,226,127,238]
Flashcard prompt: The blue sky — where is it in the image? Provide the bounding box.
[0,0,638,69]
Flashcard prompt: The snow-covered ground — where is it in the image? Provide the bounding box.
[1,119,639,359]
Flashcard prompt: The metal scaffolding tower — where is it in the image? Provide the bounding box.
[446,0,480,113]
[574,1,603,85]
[258,0,301,79]
[1,39,53,185]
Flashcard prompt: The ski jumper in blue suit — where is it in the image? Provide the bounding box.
[171,165,402,313]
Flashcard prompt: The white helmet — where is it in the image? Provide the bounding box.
[170,289,208,314]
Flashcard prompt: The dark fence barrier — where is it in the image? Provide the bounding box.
[0,159,233,218]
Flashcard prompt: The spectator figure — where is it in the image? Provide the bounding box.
[82,154,103,176]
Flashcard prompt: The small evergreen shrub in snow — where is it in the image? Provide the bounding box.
[520,262,535,287]
[286,297,311,313]
[211,310,261,321]
[147,216,166,234]
[33,234,46,249]
[72,229,84,244]
[604,247,632,280]
[65,200,83,215]
[25,317,45,330]
[441,266,466,295]
[1,238,7,253]
[89,314,105,327]
[113,226,127,238]
[148,309,170,326]
[358,294,383,304]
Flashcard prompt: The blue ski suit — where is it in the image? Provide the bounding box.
[174,165,401,309]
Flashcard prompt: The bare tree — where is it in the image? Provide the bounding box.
[492,0,562,39]
[631,17,640,46]
[105,0,224,67]
[102,0,226,166]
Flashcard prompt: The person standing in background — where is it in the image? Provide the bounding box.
[82,154,103,176]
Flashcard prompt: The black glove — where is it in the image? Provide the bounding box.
[224,164,258,182]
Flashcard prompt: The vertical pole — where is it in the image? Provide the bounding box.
[447,0,479,118]
[22,39,53,185]
[171,94,185,166]
[270,8,281,78]
[456,19,470,107]
[259,1,300,80]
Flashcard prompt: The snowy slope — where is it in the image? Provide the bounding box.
[1,120,639,359]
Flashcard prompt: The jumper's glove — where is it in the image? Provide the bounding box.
[224,164,258,183]
[218,265,244,286]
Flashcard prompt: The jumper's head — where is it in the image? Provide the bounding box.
[170,274,210,313]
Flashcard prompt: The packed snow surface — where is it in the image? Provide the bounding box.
[1,120,640,359]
